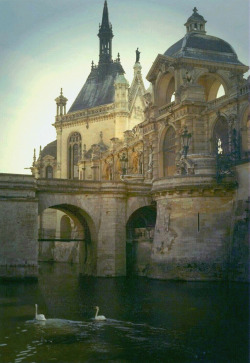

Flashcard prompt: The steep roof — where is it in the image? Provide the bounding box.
[68,61,124,113]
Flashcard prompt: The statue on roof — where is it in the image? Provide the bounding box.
[136,48,141,63]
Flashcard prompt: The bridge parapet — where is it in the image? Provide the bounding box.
[0,173,36,199]
[36,178,152,197]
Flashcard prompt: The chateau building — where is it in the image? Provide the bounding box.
[30,3,249,280]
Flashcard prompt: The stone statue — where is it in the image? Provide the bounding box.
[104,161,112,180]
[136,48,140,63]
[131,149,139,173]
[148,145,153,171]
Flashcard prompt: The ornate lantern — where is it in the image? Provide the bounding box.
[120,152,128,176]
[181,126,192,158]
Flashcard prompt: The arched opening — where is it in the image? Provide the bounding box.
[241,106,250,159]
[163,126,176,176]
[216,84,225,98]
[156,73,175,107]
[68,132,81,179]
[126,205,156,276]
[197,74,226,101]
[46,165,53,179]
[213,117,229,154]
[38,204,96,275]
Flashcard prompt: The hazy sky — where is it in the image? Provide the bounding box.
[0,0,249,174]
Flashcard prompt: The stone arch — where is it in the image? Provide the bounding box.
[196,72,228,101]
[126,205,157,276]
[38,201,98,275]
[126,197,154,223]
[240,103,250,158]
[68,132,82,179]
[155,72,175,107]
[158,125,178,177]
[211,115,229,154]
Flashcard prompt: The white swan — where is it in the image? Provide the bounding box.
[35,304,46,321]
[94,306,106,321]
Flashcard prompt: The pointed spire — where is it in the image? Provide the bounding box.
[101,0,109,28]
[98,1,113,64]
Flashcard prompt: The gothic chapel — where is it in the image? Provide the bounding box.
[31,3,249,281]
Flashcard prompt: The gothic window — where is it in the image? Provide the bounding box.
[213,117,229,154]
[46,166,53,179]
[68,132,82,179]
[163,126,176,176]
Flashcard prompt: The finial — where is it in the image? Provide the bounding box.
[60,88,63,96]
[193,7,198,13]
[33,148,36,163]
[91,60,94,70]
[117,53,120,62]
[39,145,42,158]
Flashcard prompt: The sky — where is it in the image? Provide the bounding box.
[0,0,249,174]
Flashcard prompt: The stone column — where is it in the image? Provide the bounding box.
[96,194,126,276]
[0,175,38,280]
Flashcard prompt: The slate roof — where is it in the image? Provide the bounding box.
[41,140,57,158]
[68,61,125,113]
[164,32,243,65]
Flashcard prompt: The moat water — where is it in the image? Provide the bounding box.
[0,263,249,363]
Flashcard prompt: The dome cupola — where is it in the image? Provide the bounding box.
[184,7,206,34]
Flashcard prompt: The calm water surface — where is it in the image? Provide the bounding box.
[0,263,249,363]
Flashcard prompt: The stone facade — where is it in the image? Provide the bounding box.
[0,5,249,281]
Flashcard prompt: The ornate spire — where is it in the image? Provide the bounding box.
[98,1,113,64]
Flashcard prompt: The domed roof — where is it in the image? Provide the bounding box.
[164,32,243,65]
[41,140,57,158]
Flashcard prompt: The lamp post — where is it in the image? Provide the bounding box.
[181,126,192,158]
[120,152,128,176]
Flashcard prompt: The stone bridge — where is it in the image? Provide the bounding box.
[0,174,152,280]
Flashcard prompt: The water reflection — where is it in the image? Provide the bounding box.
[0,263,249,362]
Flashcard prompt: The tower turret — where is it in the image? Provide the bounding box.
[55,88,68,116]
[98,1,113,64]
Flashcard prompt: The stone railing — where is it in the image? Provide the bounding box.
[206,95,227,110]
[152,174,236,195]
[239,84,250,96]
[56,103,114,123]
[158,101,175,116]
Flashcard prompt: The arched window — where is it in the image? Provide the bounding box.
[197,74,226,102]
[163,126,176,176]
[213,117,229,154]
[68,132,81,179]
[60,215,72,240]
[46,166,53,179]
